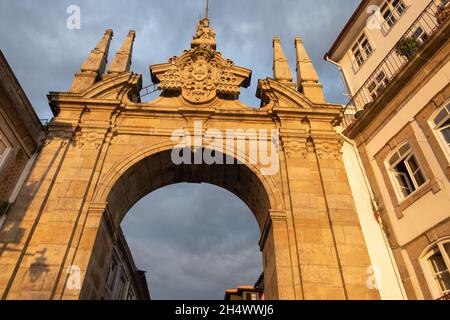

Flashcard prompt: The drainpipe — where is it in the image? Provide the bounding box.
[339,132,408,300]
[325,54,355,98]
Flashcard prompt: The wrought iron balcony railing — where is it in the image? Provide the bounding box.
[342,0,446,128]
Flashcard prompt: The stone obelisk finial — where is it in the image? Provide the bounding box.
[295,37,325,103]
[108,30,136,75]
[273,37,294,86]
[69,29,113,93]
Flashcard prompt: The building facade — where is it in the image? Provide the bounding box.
[224,273,264,300]
[224,286,263,301]
[102,227,150,300]
[0,50,43,230]
[326,0,450,300]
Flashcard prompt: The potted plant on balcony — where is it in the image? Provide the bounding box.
[436,0,450,25]
[395,37,420,60]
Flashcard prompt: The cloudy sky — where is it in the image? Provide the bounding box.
[0,0,360,299]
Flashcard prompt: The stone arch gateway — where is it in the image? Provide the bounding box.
[0,19,379,300]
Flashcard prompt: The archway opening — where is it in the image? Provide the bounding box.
[81,148,282,300]
[121,183,262,300]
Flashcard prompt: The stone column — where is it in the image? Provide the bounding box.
[313,136,379,299]
[281,133,378,299]
[56,202,115,300]
[0,121,112,299]
[260,210,297,300]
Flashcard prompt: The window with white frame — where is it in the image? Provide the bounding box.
[114,272,129,300]
[411,26,429,45]
[351,32,373,70]
[381,0,407,32]
[127,287,136,300]
[367,70,389,99]
[106,255,118,290]
[430,103,450,157]
[421,240,450,299]
[387,143,427,200]
[0,134,11,169]
[249,292,258,300]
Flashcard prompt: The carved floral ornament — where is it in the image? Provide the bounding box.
[44,130,74,147]
[282,139,309,159]
[314,139,344,160]
[281,136,343,159]
[74,128,107,149]
[157,47,241,104]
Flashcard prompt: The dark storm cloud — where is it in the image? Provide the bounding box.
[0,0,361,299]
[0,0,360,117]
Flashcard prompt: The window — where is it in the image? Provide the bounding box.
[431,103,450,157]
[388,143,427,199]
[127,287,136,300]
[115,273,128,300]
[106,256,118,289]
[381,0,407,32]
[412,26,429,44]
[244,292,259,300]
[422,240,450,299]
[382,3,397,28]
[351,32,373,70]
[0,134,11,169]
[368,70,389,99]
[0,138,6,156]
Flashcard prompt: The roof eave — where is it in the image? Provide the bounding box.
[324,0,371,61]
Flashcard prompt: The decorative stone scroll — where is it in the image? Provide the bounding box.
[282,139,309,159]
[313,136,344,160]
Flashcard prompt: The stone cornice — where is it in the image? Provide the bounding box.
[48,72,141,115]
[259,210,287,251]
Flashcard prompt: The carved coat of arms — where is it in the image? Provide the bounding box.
[181,51,216,103]
[156,47,242,104]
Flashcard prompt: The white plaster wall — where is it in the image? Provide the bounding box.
[338,0,432,93]
[342,140,406,300]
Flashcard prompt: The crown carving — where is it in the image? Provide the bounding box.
[192,18,216,50]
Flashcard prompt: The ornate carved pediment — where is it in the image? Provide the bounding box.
[153,47,250,104]
[150,18,251,105]
[257,78,314,109]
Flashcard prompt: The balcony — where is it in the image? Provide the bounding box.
[342,0,448,128]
